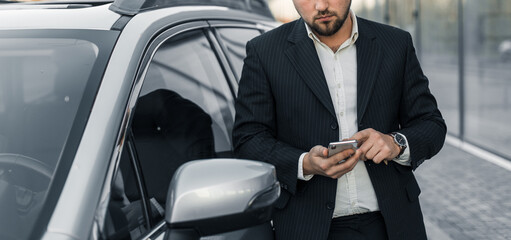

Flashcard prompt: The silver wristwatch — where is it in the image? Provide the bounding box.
[390,132,407,158]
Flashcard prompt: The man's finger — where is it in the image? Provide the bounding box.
[372,154,384,164]
[355,149,366,161]
[311,145,328,158]
[350,131,365,142]
[345,151,360,170]
[373,152,390,165]
[350,128,373,142]
[327,147,364,179]
[331,151,359,174]
[329,148,355,162]
[365,147,380,161]
[357,140,374,160]
[322,147,328,158]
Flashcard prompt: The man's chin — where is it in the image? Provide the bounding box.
[311,18,344,37]
[312,25,337,36]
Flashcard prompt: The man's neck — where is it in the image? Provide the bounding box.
[315,13,353,52]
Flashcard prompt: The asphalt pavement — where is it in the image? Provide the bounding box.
[415,137,511,240]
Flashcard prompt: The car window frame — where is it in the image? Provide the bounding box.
[208,20,267,96]
[204,27,239,98]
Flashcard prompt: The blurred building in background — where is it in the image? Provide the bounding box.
[268,0,511,160]
[267,0,299,22]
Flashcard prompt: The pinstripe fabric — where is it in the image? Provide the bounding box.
[233,17,446,240]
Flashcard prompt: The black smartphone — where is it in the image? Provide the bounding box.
[327,140,358,157]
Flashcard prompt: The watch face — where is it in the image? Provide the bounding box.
[395,133,406,146]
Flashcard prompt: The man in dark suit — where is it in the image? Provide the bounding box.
[233,0,446,239]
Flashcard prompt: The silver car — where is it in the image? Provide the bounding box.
[0,0,280,239]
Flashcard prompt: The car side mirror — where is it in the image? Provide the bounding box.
[164,159,279,239]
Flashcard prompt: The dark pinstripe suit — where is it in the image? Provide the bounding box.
[233,17,446,240]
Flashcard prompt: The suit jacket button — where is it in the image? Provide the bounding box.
[330,122,338,130]
[326,202,335,209]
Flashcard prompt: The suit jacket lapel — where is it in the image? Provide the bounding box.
[356,18,383,123]
[285,19,336,118]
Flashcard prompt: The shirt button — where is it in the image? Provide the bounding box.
[326,202,335,210]
[340,112,344,117]
[330,122,338,130]
[351,202,356,207]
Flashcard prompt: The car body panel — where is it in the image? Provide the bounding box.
[0,4,120,30]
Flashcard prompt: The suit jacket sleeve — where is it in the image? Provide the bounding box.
[233,40,303,195]
[398,32,447,170]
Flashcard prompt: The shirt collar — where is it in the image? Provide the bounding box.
[305,9,359,48]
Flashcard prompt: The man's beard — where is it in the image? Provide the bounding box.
[309,9,350,37]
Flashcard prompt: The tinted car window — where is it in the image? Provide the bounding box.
[125,29,235,223]
[138,29,235,154]
[216,28,260,82]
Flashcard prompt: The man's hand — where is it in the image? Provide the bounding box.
[303,145,361,179]
[350,128,400,164]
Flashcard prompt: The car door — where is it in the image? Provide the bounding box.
[102,19,271,240]
[102,20,228,238]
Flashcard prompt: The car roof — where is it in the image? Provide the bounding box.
[109,0,273,18]
[0,3,120,30]
[0,0,274,30]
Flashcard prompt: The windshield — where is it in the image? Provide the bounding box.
[0,30,117,240]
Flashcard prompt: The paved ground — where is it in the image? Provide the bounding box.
[415,142,511,240]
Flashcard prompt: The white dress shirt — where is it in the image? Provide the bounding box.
[297,10,411,217]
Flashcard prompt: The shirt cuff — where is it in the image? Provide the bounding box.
[298,152,314,181]
[393,133,411,166]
